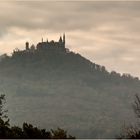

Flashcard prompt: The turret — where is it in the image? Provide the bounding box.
[25,42,29,50]
[59,36,62,43]
[63,33,65,48]
[63,33,65,44]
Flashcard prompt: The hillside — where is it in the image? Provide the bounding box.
[0,44,139,138]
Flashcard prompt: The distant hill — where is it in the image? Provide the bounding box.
[0,41,139,138]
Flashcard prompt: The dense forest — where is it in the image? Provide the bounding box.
[0,45,139,138]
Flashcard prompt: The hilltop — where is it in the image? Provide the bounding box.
[0,37,139,138]
[0,35,139,86]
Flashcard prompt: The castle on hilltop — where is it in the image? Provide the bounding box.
[25,34,65,51]
[36,34,65,50]
[13,34,66,55]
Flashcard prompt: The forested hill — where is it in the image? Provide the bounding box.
[0,46,139,86]
[0,45,139,138]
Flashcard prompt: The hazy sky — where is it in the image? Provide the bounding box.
[1,1,140,77]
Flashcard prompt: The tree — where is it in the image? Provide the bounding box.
[133,94,140,118]
[120,94,140,138]
[0,94,10,138]
[51,127,75,139]
[0,94,75,139]
[0,94,8,121]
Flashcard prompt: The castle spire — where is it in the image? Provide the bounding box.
[63,33,65,44]
[63,33,65,47]
[59,36,62,43]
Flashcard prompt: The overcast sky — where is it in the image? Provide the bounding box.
[1,1,140,77]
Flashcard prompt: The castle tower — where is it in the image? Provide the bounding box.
[63,33,65,43]
[63,33,65,48]
[25,42,29,50]
[59,36,62,43]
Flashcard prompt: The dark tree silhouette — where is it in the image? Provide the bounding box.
[0,94,75,139]
[120,94,140,139]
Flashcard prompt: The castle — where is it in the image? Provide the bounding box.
[25,34,65,51]
[12,34,70,56]
[13,34,67,56]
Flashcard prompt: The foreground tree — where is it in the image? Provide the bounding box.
[9,123,75,139]
[120,94,140,138]
[0,94,11,138]
[0,94,75,139]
